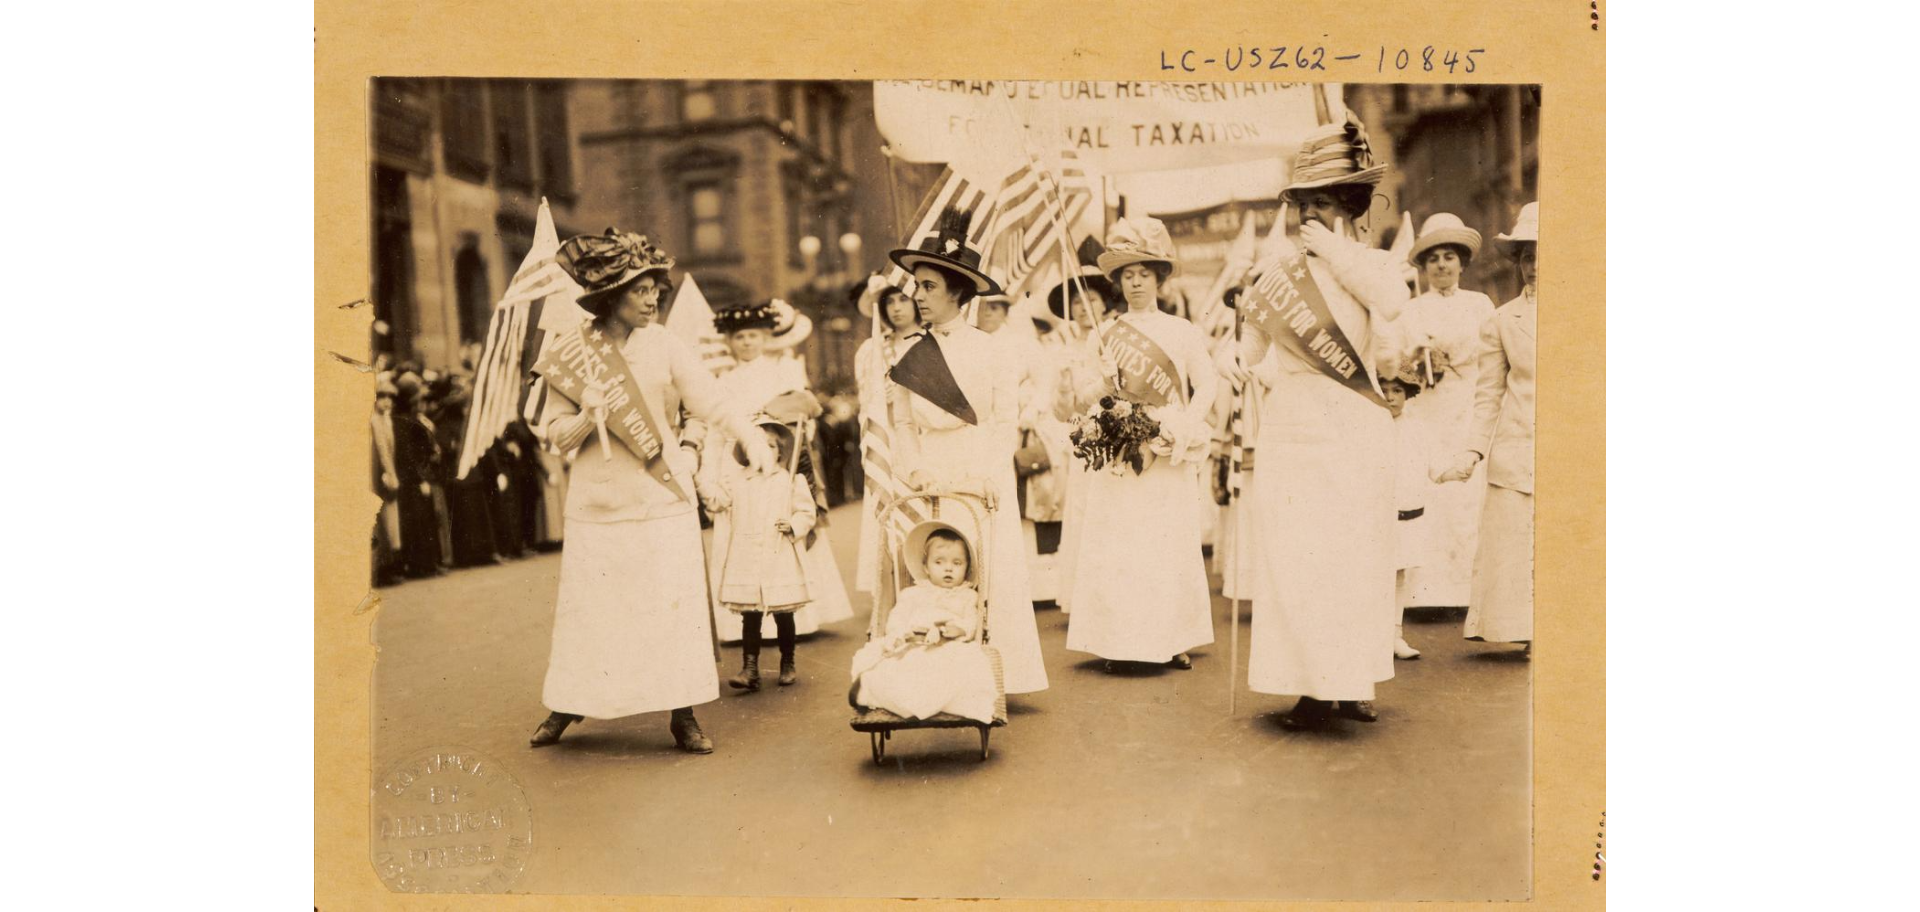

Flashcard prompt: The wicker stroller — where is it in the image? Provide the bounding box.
[849,485,1008,763]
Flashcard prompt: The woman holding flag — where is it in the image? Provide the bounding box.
[1219,114,1413,730]
[1060,217,1220,670]
[885,207,1049,696]
[526,229,775,754]
[853,277,920,594]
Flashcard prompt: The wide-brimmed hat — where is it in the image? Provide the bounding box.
[1495,202,1539,254]
[761,388,824,424]
[1280,111,1389,201]
[1045,265,1118,321]
[888,206,1002,297]
[557,228,675,307]
[1097,216,1179,277]
[1409,213,1484,267]
[903,516,981,586]
[712,299,779,335]
[766,298,813,350]
[733,416,799,468]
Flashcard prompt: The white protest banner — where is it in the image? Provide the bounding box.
[874,80,1343,176]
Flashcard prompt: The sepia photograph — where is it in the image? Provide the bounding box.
[361,76,1542,901]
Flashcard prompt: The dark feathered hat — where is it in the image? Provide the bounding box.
[888,206,1003,297]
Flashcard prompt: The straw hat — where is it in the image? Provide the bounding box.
[1495,202,1539,254]
[766,298,813,350]
[851,274,896,319]
[1408,213,1484,267]
[1096,216,1179,277]
[888,205,1002,296]
[903,516,982,586]
[556,228,675,308]
[1279,111,1388,201]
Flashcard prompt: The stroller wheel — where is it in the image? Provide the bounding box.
[979,727,990,761]
[871,731,885,765]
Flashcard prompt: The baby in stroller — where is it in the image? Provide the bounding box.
[848,525,998,723]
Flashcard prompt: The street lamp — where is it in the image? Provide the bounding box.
[838,232,862,273]
[798,234,822,262]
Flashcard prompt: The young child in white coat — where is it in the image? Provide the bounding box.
[708,420,816,691]
[848,528,997,723]
[1384,374,1438,660]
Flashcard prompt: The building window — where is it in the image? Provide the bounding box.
[441,79,489,182]
[492,80,533,191]
[687,182,727,256]
[372,165,416,361]
[808,85,830,153]
[783,169,806,268]
[372,78,432,174]
[824,90,843,164]
[680,80,716,122]
[534,81,574,199]
[454,239,492,346]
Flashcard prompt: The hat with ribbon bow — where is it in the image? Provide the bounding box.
[1096,216,1179,278]
[1280,111,1390,201]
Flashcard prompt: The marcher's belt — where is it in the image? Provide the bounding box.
[1397,507,1425,521]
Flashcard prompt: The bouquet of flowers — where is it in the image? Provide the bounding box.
[1069,394,1162,475]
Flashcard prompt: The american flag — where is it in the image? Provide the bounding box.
[458,199,589,479]
[880,167,995,291]
[662,274,736,377]
[980,149,1098,300]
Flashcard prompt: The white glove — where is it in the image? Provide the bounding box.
[1298,219,1345,258]
[1433,451,1482,483]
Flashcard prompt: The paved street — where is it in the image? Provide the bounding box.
[372,503,1530,901]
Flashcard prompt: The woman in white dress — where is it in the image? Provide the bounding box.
[701,300,854,648]
[1397,214,1497,620]
[852,279,920,593]
[1438,202,1538,655]
[1042,264,1117,615]
[527,230,773,753]
[885,207,1049,696]
[1219,116,1411,730]
[1061,217,1220,669]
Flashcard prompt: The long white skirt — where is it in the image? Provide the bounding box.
[911,425,1049,694]
[855,492,883,594]
[1400,372,1488,606]
[1247,373,1397,701]
[1464,484,1533,643]
[707,529,855,642]
[542,511,719,718]
[1215,470,1264,602]
[1065,457,1216,663]
[1053,458,1093,614]
[1024,520,1059,602]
